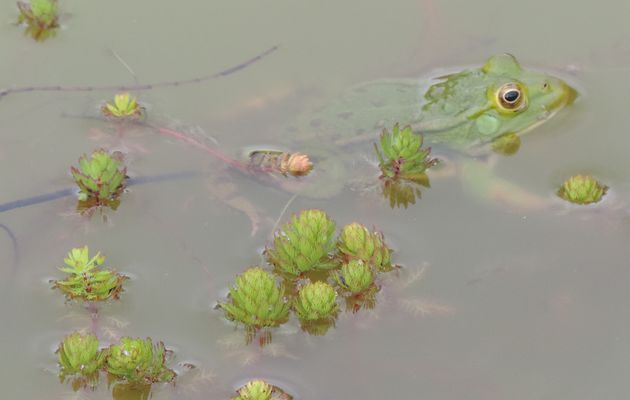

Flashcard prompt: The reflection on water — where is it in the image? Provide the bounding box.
[2,0,630,399]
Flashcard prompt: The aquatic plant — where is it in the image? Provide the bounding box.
[381,176,428,209]
[233,379,273,400]
[52,246,127,302]
[265,209,337,277]
[334,260,375,294]
[71,149,128,212]
[102,93,144,120]
[375,124,437,181]
[293,281,338,321]
[57,332,103,384]
[558,174,608,205]
[218,267,290,340]
[337,223,393,272]
[16,0,59,41]
[104,337,175,384]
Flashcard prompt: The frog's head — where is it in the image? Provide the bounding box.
[423,54,577,151]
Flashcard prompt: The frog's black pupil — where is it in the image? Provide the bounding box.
[504,90,520,103]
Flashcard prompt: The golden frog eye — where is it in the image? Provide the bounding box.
[496,82,527,112]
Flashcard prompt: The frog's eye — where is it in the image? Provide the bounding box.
[496,82,527,112]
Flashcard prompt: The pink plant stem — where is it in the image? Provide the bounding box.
[86,302,99,337]
[154,126,274,174]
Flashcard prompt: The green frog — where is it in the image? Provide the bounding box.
[258,53,577,206]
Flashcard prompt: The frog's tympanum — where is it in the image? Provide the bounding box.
[272,54,576,206]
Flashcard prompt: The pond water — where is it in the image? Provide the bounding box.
[2,0,630,399]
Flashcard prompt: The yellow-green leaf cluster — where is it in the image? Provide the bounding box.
[265,209,337,277]
[375,123,437,180]
[558,174,608,205]
[293,281,338,321]
[16,0,59,41]
[52,246,127,302]
[219,267,290,330]
[233,379,273,400]
[337,223,392,272]
[102,93,144,119]
[57,332,104,380]
[103,337,175,384]
[334,260,374,294]
[71,149,127,210]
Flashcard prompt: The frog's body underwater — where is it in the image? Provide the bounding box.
[270,53,577,202]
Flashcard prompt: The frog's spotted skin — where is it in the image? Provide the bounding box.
[292,54,576,154]
[277,54,577,198]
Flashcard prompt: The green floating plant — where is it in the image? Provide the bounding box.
[104,337,176,384]
[71,149,128,213]
[52,246,127,302]
[374,123,437,181]
[219,267,290,341]
[337,223,393,272]
[558,174,608,205]
[334,260,374,294]
[232,379,293,400]
[265,209,338,277]
[102,93,145,120]
[294,281,338,321]
[16,0,59,41]
[57,332,104,387]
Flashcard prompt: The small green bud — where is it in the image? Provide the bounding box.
[293,281,338,321]
[558,175,608,205]
[219,267,290,331]
[233,379,273,400]
[374,123,437,181]
[104,337,175,384]
[52,246,127,302]
[334,260,374,294]
[265,209,337,277]
[57,332,103,379]
[337,223,392,272]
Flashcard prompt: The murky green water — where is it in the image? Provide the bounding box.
[2,0,630,399]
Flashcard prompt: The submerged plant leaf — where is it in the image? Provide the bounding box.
[381,175,429,209]
[265,209,338,277]
[104,337,176,384]
[52,246,127,302]
[558,174,608,205]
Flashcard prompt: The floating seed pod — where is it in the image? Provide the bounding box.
[71,149,128,212]
[248,150,313,177]
[219,267,290,335]
[103,337,175,384]
[337,223,393,272]
[265,209,337,277]
[334,260,375,294]
[57,332,103,383]
[374,123,437,181]
[558,174,608,205]
[52,246,127,302]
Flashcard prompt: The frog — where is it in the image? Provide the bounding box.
[255,53,577,207]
